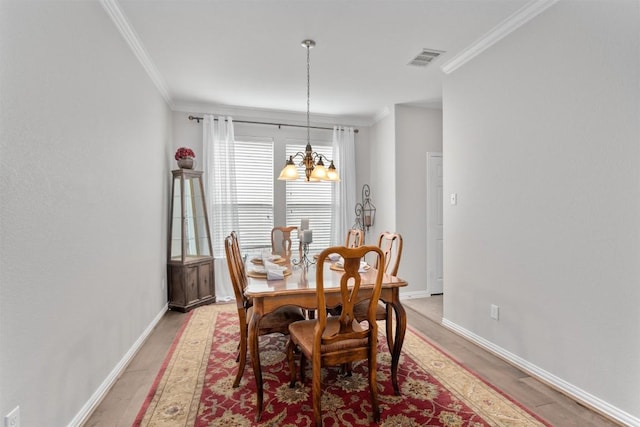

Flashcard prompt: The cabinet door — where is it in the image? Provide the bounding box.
[169,266,185,305]
[184,266,199,305]
[198,262,214,300]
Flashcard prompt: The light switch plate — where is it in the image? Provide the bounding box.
[450,193,457,205]
[490,304,499,320]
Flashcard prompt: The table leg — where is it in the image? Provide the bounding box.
[248,312,264,421]
[389,300,406,395]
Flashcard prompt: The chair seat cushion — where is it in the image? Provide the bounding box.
[248,305,306,333]
[289,317,368,356]
[352,300,387,321]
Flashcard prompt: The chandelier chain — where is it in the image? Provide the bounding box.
[306,42,310,145]
[276,39,339,182]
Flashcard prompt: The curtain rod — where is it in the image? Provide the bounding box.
[187,115,359,133]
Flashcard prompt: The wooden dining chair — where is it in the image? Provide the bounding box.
[353,232,403,352]
[345,228,364,248]
[271,226,298,258]
[324,228,365,318]
[224,233,305,388]
[230,230,245,278]
[286,245,385,426]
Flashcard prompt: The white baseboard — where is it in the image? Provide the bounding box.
[399,290,430,299]
[441,318,640,427]
[68,304,169,427]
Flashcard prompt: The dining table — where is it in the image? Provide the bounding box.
[244,255,408,421]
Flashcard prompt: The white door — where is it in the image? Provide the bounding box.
[426,153,443,295]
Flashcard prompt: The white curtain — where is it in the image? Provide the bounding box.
[203,115,238,301]
[330,126,356,246]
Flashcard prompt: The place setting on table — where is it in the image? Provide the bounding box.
[328,255,371,272]
[246,250,292,280]
[246,217,373,282]
[249,253,287,266]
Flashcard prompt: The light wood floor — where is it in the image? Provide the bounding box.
[84,296,620,426]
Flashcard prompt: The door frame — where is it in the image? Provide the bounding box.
[426,152,443,295]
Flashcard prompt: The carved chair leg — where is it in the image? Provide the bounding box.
[369,349,380,422]
[341,362,353,376]
[233,322,248,388]
[286,338,298,388]
[312,358,322,427]
[385,303,394,352]
[300,353,306,384]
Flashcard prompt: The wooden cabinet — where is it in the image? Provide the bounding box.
[168,259,214,310]
[167,169,215,312]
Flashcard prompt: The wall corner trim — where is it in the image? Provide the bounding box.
[441,318,640,427]
[99,0,174,107]
[441,0,559,75]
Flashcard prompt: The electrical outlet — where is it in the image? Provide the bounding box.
[5,406,20,427]
[490,304,499,320]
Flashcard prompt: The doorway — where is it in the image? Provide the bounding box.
[426,152,443,295]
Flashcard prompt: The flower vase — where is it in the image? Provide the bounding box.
[177,157,194,169]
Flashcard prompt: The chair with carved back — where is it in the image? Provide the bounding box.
[230,231,245,280]
[286,245,385,427]
[224,233,305,388]
[271,226,298,258]
[353,232,403,352]
[345,228,364,248]
[325,228,365,318]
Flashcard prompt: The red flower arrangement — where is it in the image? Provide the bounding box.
[175,147,195,160]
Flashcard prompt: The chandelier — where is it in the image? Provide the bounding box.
[278,40,340,182]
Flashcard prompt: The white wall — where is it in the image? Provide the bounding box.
[395,105,442,295]
[443,0,639,422]
[0,2,172,426]
[354,126,371,202]
[367,110,397,241]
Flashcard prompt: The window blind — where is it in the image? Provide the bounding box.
[234,139,274,250]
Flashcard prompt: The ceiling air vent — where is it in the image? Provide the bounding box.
[408,49,445,67]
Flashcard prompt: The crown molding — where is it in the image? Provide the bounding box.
[372,106,392,125]
[441,0,559,74]
[100,0,173,108]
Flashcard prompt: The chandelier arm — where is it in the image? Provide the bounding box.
[312,152,333,163]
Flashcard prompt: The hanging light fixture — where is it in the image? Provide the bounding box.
[278,40,340,182]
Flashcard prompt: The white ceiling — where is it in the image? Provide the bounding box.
[117,0,528,124]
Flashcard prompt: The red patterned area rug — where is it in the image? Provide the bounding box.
[134,303,550,427]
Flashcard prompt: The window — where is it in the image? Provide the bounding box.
[285,143,333,253]
[234,138,274,249]
[228,127,334,255]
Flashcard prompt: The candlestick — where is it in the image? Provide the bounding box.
[292,240,315,268]
[301,229,313,244]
